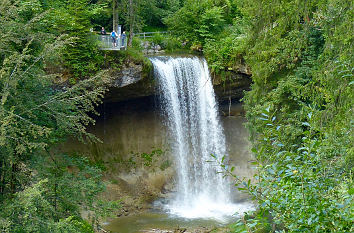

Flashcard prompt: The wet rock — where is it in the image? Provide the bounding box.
[174,228,187,233]
[142,229,173,233]
[115,63,143,88]
[142,41,150,49]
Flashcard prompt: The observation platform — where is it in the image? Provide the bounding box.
[97,32,169,50]
[98,35,127,50]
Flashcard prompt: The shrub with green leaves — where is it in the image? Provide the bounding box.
[150,32,165,46]
[165,0,237,47]
[0,1,118,231]
[220,0,354,232]
[229,108,353,232]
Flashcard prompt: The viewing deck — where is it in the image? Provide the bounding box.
[97,31,170,50]
[98,35,127,50]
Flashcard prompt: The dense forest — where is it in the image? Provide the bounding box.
[0,0,353,232]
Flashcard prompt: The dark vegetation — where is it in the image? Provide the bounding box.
[0,0,352,232]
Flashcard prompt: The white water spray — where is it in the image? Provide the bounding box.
[150,56,253,221]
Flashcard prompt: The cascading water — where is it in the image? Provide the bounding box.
[150,56,253,221]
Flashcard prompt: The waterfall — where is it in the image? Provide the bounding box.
[150,56,251,221]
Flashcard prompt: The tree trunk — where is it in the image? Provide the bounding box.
[10,163,17,194]
[46,148,59,221]
[128,0,134,47]
[0,159,5,196]
[128,24,134,47]
[54,182,58,212]
[112,0,119,32]
[113,0,116,31]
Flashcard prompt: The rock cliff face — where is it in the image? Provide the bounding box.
[104,58,251,103]
[213,72,252,102]
[104,61,155,102]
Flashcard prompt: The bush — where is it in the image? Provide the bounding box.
[132,36,144,50]
[150,32,164,46]
[164,36,183,52]
[165,0,233,46]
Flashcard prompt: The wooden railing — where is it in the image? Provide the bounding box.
[135,31,170,39]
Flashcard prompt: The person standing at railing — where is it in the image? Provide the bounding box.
[101,27,106,35]
[121,31,126,48]
[110,30,117,47]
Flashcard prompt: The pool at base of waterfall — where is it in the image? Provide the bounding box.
[104,198,255,233]
[164,199,255,222]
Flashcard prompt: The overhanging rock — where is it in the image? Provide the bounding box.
[104,58,252,103]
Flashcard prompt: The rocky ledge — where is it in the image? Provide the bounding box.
[213,72,252,102]
[103,57,251,103]
[104,60,155,102]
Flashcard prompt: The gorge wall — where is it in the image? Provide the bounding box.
[103,55,252,103]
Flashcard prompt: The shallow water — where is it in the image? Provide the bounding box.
[104,211,228,233]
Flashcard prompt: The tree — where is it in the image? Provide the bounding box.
[227,0,353,231]
[165,0,233,47]
[139,0,183,29]
[0,1,115,231]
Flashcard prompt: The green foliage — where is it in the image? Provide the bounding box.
[195,6,226,43]
[118,0,145,38]
[145,34,184,52]
[150,33,165,47]
[166,0,234,46]
[55,216,94,233]
[240,0,353,172]
[32,154,106,215]
[142,25,167,32]
[89,1,112,31]
[0,175,96,232]
[204,17,248,73]
[139,0,182,28]
[132,36,144,50]
[215,0,354,231]
[101,48,151,73]
[232,108,353,232]
[46,0,104,78]
[0,1,116,232]
[163,36,184,52]
[229,216,271,233]
[166,0,244,67]
[139,149,163,167]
